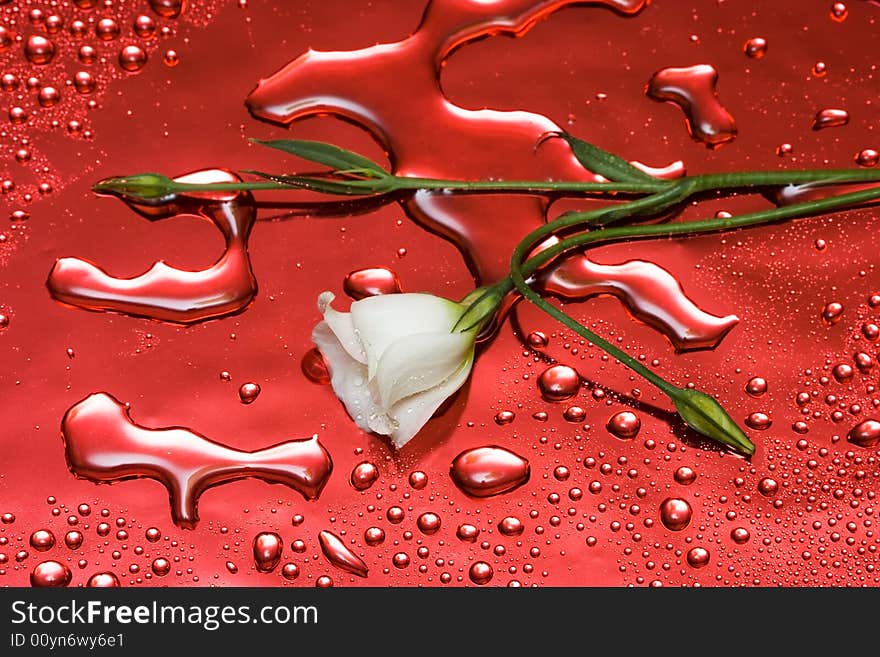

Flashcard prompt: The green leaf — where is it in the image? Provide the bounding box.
[671,388,756,456]
[243,170,392,196]
[250,139,388,177]
[547,132,657,184]
[92,173,177,203]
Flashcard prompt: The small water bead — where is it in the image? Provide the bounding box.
[342,266,401,299]
[64,531,83,549]
[848,419,880,447]
[606,411,641,439]
[1,73,17,91]
[1,513,14,524]
[417,512,441,535]
[812,61,828,77]
[449,446,530,497]
[238,382,261,404]
[745,377,768,397]
[862,323,879,341]
[673,466,697,486]
[315,576,333,588]
[145,527,161,542]
[776,143,793,157]
[815,238,827,252]
[119,46,148,72]
[149,0,185,18]
[226,561,238,574]
[469,561,493,585]
[832,363,854,383]
[9,107,28,124]
[408,471,427,490]
[0,26,11,52]
[364,527,385,546]
[164,50,180,68]
[96,522,110,536]
[78,46,97,64]
[822,302,844,324]
[757,477,779,497]
[25,36,56,65]
[134,15,157,39]
[456,524,479,543]
[77,503,91,516]
[745,412,772,431]
[87,572,119,587]
[494,410,515,425]
[74,71,97,94]
[281,563,300,580]
[96,18,120,40]
[350,461,379,491]
[31,561,72,587]
[498,517,524,536]
[686,547,710,569]
[812,108,849,130]
[553,466,570,481]
[743,37,767,59]
[392,552,410,569]
[69,20,89,38]
[253,532,283,573]
[152,557,170,576]
[856,149,879,167]
[731,527,751,544]
[659,498,692,531]
[537,364,580,401]
[563,406,586,422]
[30,530,55,551]
[291,539,306,553]
[830,2,848,22]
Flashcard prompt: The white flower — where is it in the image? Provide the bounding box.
[312,289,496,448]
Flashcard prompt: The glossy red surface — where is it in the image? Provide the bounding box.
[2,0,880,587]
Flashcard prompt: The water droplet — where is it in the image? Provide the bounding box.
[757,477,779,497]
[350,461,379,491]
[494,410,515,425]
[64,530,83,549]
[417,512,442,535]
[553,466,570,481]
[87,572,119,587]
[392,552,410,569]
[813,108,849,131]
[527,331,549,350]
[25,36,56,65]
[646,64,737,148]
[743,37,767,59]
[848,419,880,447]
[134,15,157,39]
[538,364,580,401]
[226,561,238,574]
[343,266,402,299]
[607,410,641,439]
[145,527,161,542]
[281,563,300,580]
[74,71,97,95]
[498,516,524,536]
[253,532,283,573]
[319,530,369,577]
[674,466,697,486]
[745,412,772,430]
[457,524,479,543]
[315,575,333,588]
[469,561,493,585]
[830,2,848,22]
[30,530,55,551]
[746,377,768,397]
[812,61,828,77]
[659,497,692,531]
[856,149,879,167]
[119,45,148,72]
[364,527,385,546]
[0,26,11,52]
[96,18,120,41]
[31,561,72,587]
[37,86,61,107]
[149,0,185,19]
[408,471,428,490]
[151,557,170,576]
[386,506,405,524]
[78,45,97,64]
[450,445,530,497]
[730,527,751,544]
[1,513,15,524]
[238,382,261,404]
[563,405,586,422]
[832,363,854,382]
[863,323,880,341]
[686,547,710,568]
[821,302,844,324]
[300,348,330,385]
[164,50,180,68]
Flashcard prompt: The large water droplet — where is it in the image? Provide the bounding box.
[606,410,641,439]
[659,497,692,531]
[31,561,72,587]
[238,382,261,404]
[812,108,849,131]
[469,561,493,585]
[253,532,283,573]
[498,516,524,536]
[30,530,55,551]
[343,266,402,299]
[416,512,442,535]
[757,477,779,497]
[848,419,880,447]
[318,530,368,578]
[149,0,185,19]
[450,446,530,497]
[24,36,56,65]
[745,377,768,397]
[87,572,120,587]
[538,364,580,401]
[350,461,379,491]
[686,547,710,568]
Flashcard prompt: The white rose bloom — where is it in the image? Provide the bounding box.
[312,290,492,448]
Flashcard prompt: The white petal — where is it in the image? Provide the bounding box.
[374,330,475,409]
[387,350,475,449]
[317,291,367,364]
[311,321,377,433]
[350,293,465,379]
